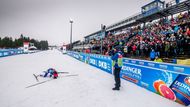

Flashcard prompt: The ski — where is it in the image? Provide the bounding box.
[26,79,53,88]
[33,74,39,82]
[57,72,69,74]
[63,74,78,77]
[26,74,79,88]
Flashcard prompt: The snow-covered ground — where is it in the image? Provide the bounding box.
[0,50,184,107]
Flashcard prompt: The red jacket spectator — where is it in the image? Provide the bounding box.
[85,49,90,53]
[132,45,137,52]
[186,28,190,36]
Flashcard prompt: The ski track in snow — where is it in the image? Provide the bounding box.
[0,50,184,107]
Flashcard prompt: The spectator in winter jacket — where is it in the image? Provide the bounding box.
[132,44,137,56]
[109,49,115,56]
[150,49,156,61]
[185,27,190,37]
[154,56,163,63]
[165,42,170,57]
[123,46,128,57]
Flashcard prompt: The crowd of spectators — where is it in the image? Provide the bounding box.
[89,11,190,61]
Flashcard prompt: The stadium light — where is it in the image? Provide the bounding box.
[69,18,73,50]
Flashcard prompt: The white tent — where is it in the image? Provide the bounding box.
[29,46,37,50]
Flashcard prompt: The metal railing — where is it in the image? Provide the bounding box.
[106,12,142,31]
[165,0,188,8]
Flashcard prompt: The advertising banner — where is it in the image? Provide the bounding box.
[123,58,190,75]
[67,52,86,63]
[0,49,24,58]
[170,74,190,106]
[79,53,86,62]
[122,58,190,106]
[3,51,9,56]
[177,59,190,66]
[67,51,190,106]
[68,52,80,60]
[17,50,21,54]
[87,54,112,74]
[0,52,3,57]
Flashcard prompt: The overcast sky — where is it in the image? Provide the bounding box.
[0,0,171,45]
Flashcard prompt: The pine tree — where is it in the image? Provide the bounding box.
[0,34,49,49]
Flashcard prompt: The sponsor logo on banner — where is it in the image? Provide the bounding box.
[122,66,142,75]
[131,60,136,64]
[122,75,139,83]
[89,58,96,65]
[148,63,155,67]
[174,67,184,72]
[140,81,149,88]
[122,66,142,80]
[73,54,79,59]
[139,61,144,65]
[79,55,83,61]
[0,52,2,56]
[173,81,190,93]
[3,52,9,56]
[159,64,168,70]
[85,56,90,64]
[10,51,14,55]
[170,75,190,106]
[123,59,129,63]
[98,60,107,69]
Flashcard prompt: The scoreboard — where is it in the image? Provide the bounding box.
[141,0,165,17]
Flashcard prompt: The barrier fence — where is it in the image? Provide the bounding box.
[67,51,190,106]
[0,49,24,58]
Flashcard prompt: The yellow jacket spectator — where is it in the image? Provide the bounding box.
[154,56,163,63]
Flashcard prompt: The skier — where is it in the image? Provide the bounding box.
[41,68,55,78]
[111,47,123,90]
[53,70,58,79]
[34,68,59,80]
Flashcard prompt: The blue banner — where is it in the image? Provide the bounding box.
[79,53,86,62]
[88,54,112,74]
[121,59,178,95]
[170,74,190,106]
[67,51,190,106]
[0,49,24,58]
[122,58,190,75]
[67,51,112,74]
